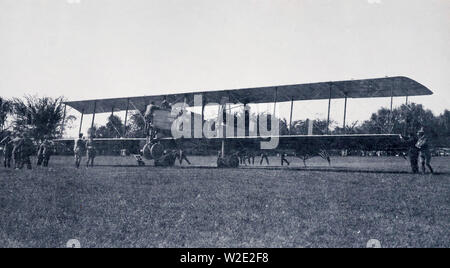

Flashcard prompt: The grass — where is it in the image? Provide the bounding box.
[0,155,449,248]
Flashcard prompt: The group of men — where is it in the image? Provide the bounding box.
[406,128,434,174]
[1,126,435,173]
[73,133,97,168]
[0,133,53,170]
[237,150,291,166]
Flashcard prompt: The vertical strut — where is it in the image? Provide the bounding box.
[273,88,278,116]
[289,98,294,135]
[326,84,332,135]
[124,98,129,137]
[389,85,394,133]
[343,96,347,133]
[406,89,409,106]
[91,101,97,131]
[61,104,67,137]
[78,109,84,136]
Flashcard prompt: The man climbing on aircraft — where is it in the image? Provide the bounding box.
[143,102,161,143]
[160,99,172,110]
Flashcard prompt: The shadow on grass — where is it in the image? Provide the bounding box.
[87,164,449,176]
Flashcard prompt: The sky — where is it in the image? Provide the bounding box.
[0,0,449,137]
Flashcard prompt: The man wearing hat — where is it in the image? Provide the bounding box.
[37,138,53,167]
[11,135,23,169]
[74,133,85,168]
[20,133,34,170]
[1,135,13,168]
[416,127,434,174]
[176,148,191,165]
[86,135,97,167]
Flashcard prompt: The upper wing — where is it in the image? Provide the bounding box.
[64,76,432,114]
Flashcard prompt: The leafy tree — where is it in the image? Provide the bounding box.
[95,115,125,138]
[11,95,68,140]
[357,103,435,137]
[0,97,12,131]
[358,107,400,134]
[333,121,360,135]
[127,111,146,138]
[434,110,450,147]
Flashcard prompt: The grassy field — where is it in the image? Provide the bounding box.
[0,155,449,248]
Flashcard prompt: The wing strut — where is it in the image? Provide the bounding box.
[78,109,84,136]
[61,104,67,137]
[343,95,348,133]
[124,98,130,137]
[91,100,97,131]
[326,84,332,134]
[273,87,278,116]
[289,97,294,135]
[406,89,409,106]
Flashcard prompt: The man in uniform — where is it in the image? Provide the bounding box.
[176,149,191,165]
[237,150,247,166]
[37,138,53,167]
[281,152,290,166]
[11,135,23,170]
[74,133,85,168]
[37,139,47,166]
[144,102,159,143]
[403,134,420,174]
[86,135,96,167]
[416,128,434,174]
[160,99,172,110]
[1,135,13,168]
[247,150,256,165]
[42,140,54,167]
[19,133,34,170]
[260,151,270,165]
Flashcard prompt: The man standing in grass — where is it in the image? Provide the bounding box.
[247,150,256,165]
[176,149,191,165]
[12,135,23,170]
[416,128,434,174]
[86,135,97,167]
[74,133,85,168]
[17,133,33,170]
[1,135,13,168]
[260,151,269,165]
[37,138,53,167]
[403,134,420,174]
[281,152,290,166]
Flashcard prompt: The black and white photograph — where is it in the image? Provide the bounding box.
[0,0,449,252]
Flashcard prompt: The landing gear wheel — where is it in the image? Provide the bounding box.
[142,142,165,160]
[150,143,164,159]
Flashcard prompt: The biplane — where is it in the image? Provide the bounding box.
[58,76,433,167]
